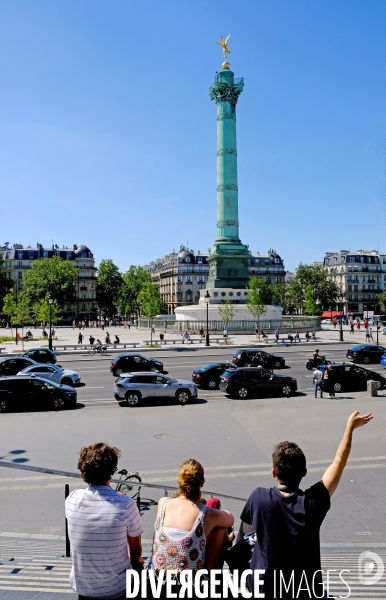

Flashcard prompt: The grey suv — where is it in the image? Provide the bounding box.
[114,372,198,407]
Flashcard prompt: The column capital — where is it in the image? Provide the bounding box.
[209,78,244,105]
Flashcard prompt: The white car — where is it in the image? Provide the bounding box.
[321,319,332,324]
[17,364,81,386]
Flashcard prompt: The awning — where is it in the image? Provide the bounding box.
[321,311,345,318]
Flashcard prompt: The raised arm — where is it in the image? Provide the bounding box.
[322,411,373,496]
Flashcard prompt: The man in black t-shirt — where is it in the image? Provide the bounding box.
[240,411,373,599]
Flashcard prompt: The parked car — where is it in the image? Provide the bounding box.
[319,363,386,393]
[17,364,81,386]
[321,319,332,324]
[346,344,386,364]
[0,357,39,376]
[0,376,77,412]
[21,348,57,364]
[113,372,197,406]
[192,363,236,389]
[232,350,285,369]
[110,354,163,377]
[219,367,297,399]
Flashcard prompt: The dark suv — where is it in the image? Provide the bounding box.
[219,368,297,399]
[320,363,386,393]
[110,354,164,377]
[21,348,57,364]
[232,349,285,369]
[0,376,77,412]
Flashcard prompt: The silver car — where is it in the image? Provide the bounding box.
[114,372,198,406]
[17,364,81,386]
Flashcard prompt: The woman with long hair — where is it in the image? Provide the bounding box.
[148,459,234,579]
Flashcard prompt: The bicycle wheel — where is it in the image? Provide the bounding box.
[88,347,96,356]
[116,473,141,499]
[102,346,108,355]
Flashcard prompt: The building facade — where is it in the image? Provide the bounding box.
[1,243,97,321]
[145,246,286,314]
[144,246,209,314]
[323,249,386,316]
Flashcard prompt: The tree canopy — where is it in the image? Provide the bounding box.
[22,256,78,306]
[119,266,152,317]
[95,259,123,318]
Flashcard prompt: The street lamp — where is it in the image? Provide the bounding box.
[204,290,210,347]
[48,294,53,350]
[338,293,344,342]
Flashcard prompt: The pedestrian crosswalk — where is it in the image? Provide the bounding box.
[0,536,384,598]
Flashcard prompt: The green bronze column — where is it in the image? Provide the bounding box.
[206,50,250,289]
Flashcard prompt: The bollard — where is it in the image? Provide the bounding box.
[367,380,378,397]
[65,484,70,557]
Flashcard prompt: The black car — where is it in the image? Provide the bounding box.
[21,348,57,364]
[319,363,386,393]
[346,344,386,364]
[232,349,285,369]
[192,363,236,389]
[219,367,297,399]
[110,354,164,377]
[0,357,39,376]
[0,376,77,412]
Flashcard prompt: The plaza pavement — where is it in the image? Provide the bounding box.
[0,323,377,356]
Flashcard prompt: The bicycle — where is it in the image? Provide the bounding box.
[115,469,142,499]
[88,345,108,356]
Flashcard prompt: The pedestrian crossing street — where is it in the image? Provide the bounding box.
[0,536,384,598]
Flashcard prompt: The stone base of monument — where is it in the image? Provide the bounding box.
[174,288,282,322]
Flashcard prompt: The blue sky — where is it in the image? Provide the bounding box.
[1,1,386,272]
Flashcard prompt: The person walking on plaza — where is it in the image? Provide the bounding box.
[294,330,300,343]
[324,364,337,398]
[357,320,361,332]
[78,332,83,345]
[350,321,355,334]
[313,366,323,398]
[305,330,310,342]
[89,335,95,346]
[275,328,280,343]
[105,332,111,344]
[240,411,373,598]
[65,443,144,600]
[369,327,374,342]
[365,327,370,342]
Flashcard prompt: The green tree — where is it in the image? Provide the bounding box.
[293,264,339,312]
[138,281,163,346]
[246,277,267,340]
[95,259,123,319]
[0,252,13,308]
[22,256,78,307]
[217,299,236,344]
[303,284,318,315]
[119,266,152,318]
[33,294,62,325]
[377,292,386,316]
[3,292,33,349]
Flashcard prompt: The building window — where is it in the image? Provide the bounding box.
[81,252,86,258]
[18,252,23,259]
[29,252,34,260]
[18,271,22,279]
[177,275,182,281]
[18,261,22,267]
[178,285,182,291]
[197,258,203,264]
[67,252,72,259]
[186,276,192,282]
[198,276,204,282]
[43,251,48,257]
[82,304,86,310]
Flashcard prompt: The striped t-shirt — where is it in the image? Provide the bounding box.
[65,485,144,599]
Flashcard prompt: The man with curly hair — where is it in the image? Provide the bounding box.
[240,412,373,599]
[65,443,144,599]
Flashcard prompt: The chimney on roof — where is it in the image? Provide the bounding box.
[73,244,77,250]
